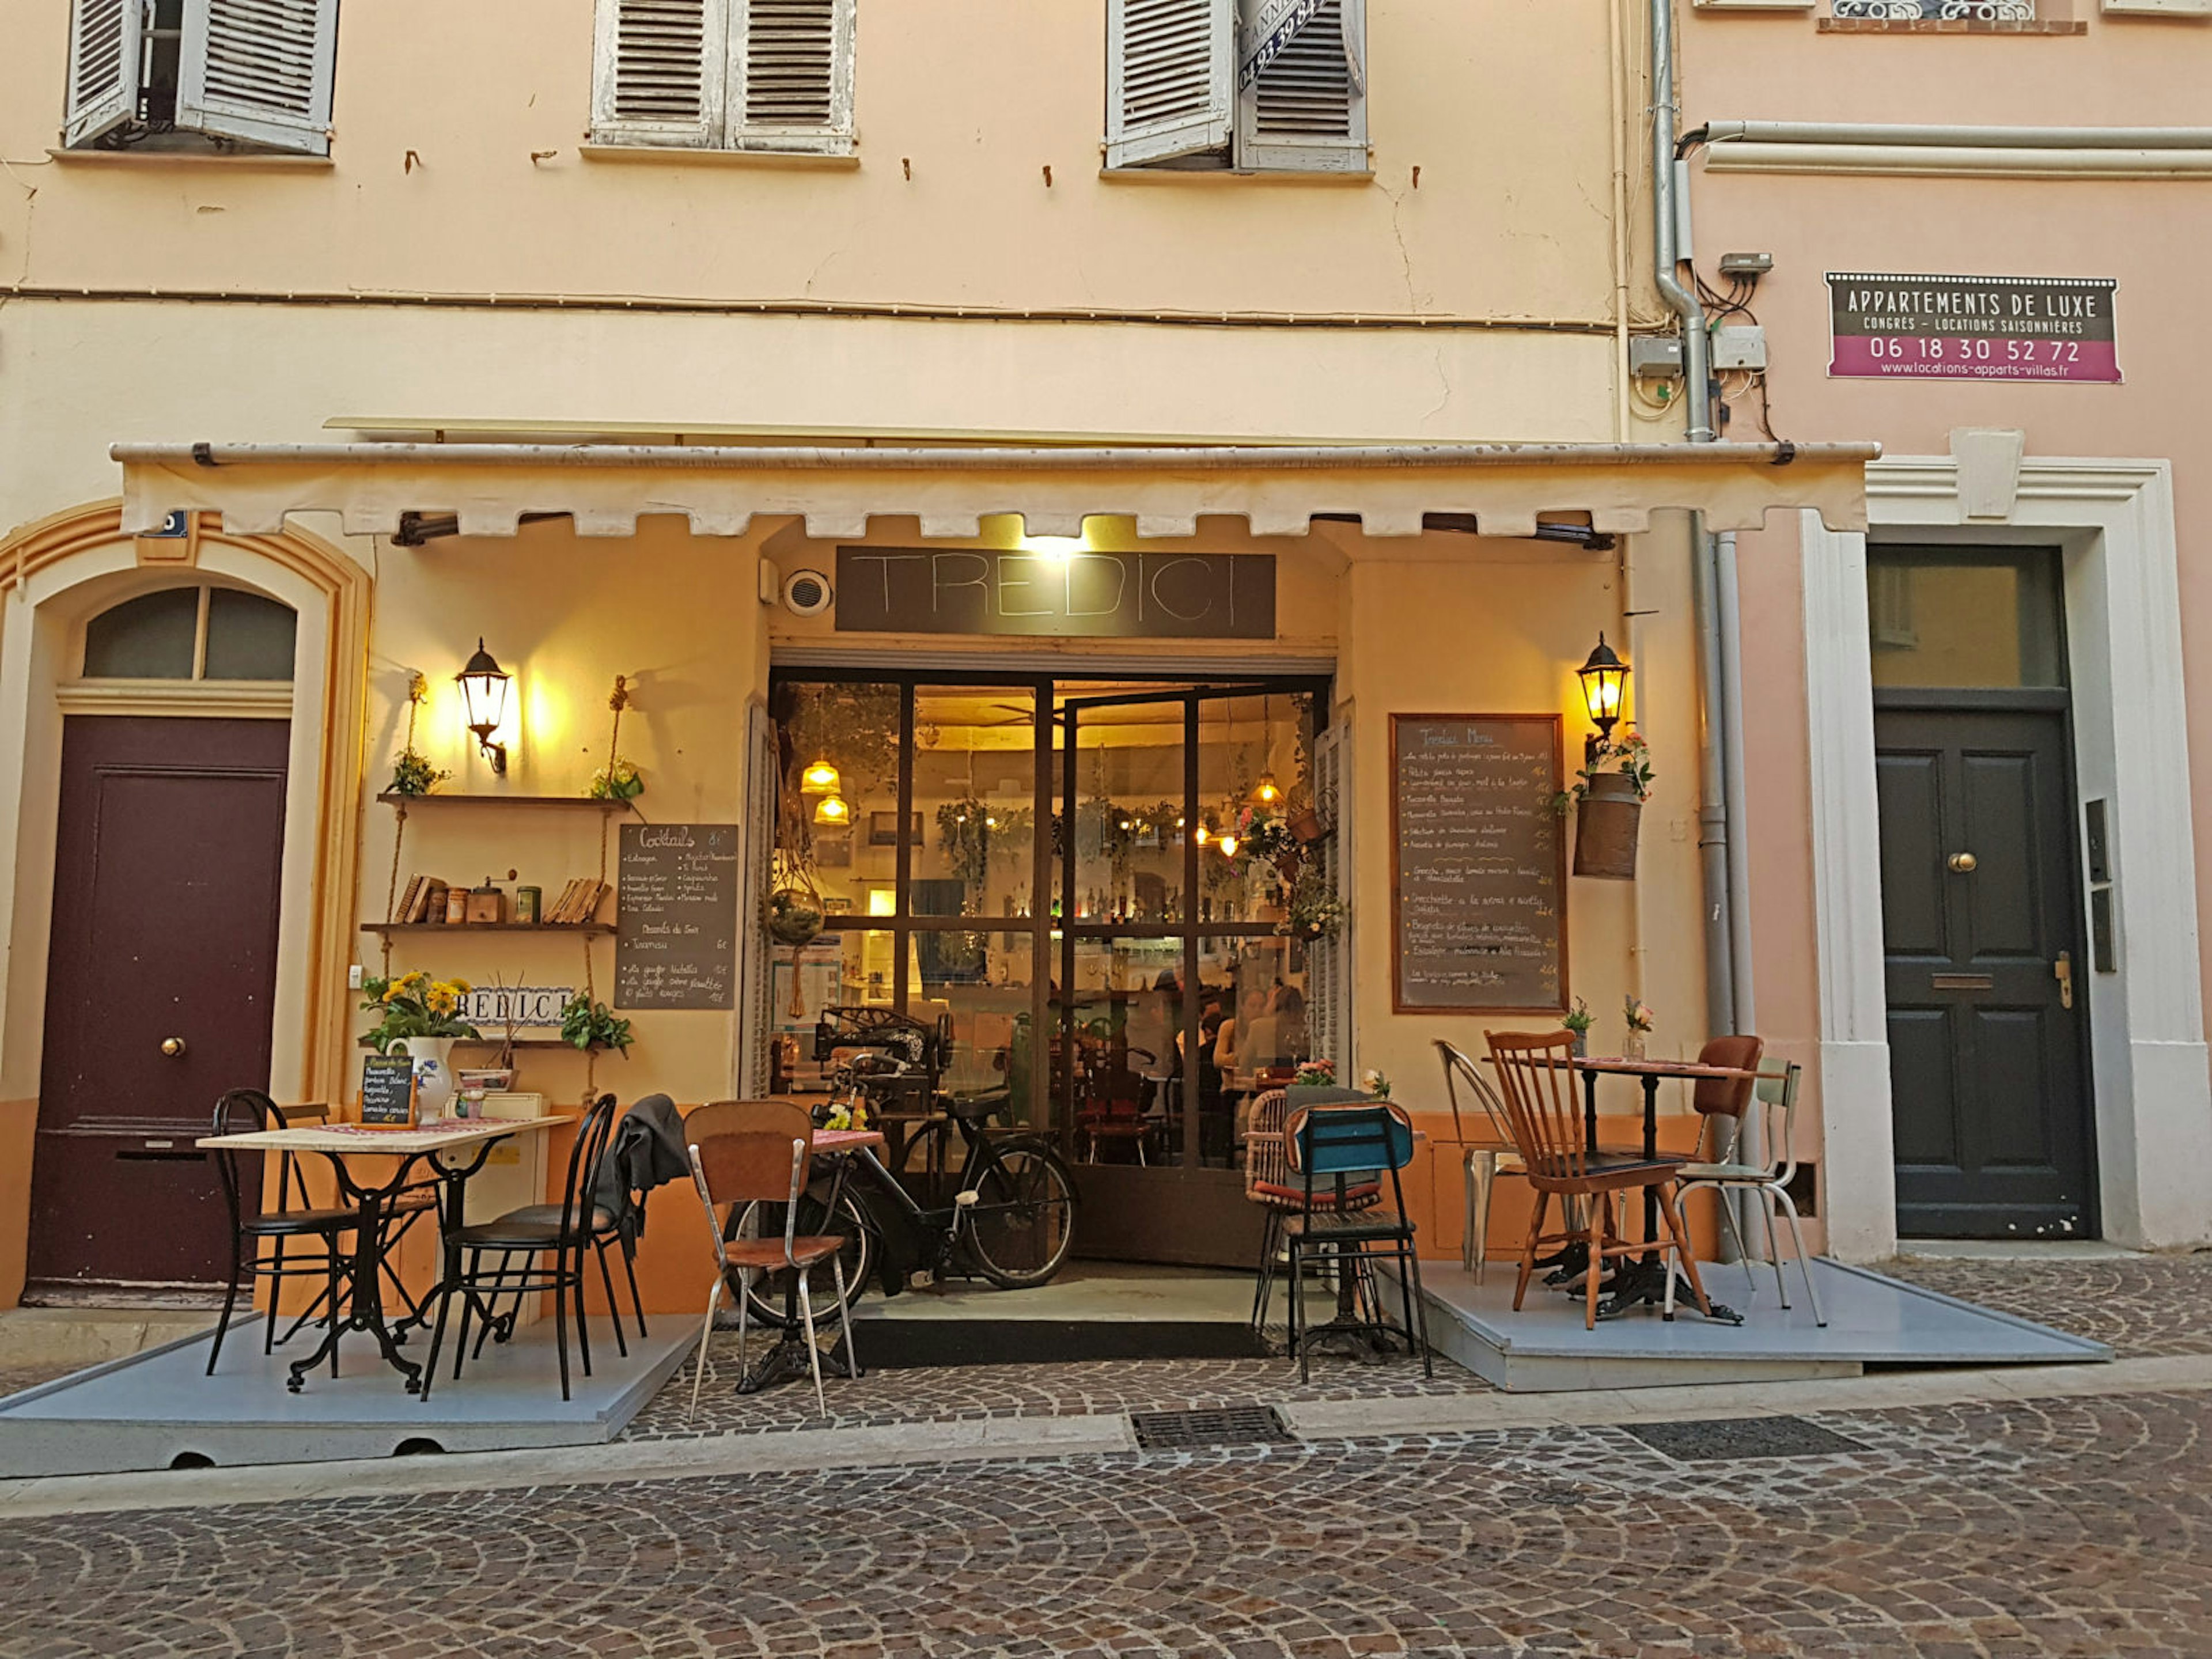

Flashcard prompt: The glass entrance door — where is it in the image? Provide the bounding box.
[769,671,1327,1266]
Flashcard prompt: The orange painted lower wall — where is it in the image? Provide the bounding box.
[0,1099,35,1308]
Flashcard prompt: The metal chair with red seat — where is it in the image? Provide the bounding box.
[683,1099,859,1418]
[1244,1086,1384,1332]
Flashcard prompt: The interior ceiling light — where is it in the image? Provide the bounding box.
[813,793,852,826]
[800,757,841,796]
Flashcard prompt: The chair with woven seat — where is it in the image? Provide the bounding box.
[206,1089,359,1377]
[1243,1086,1383,1332]
[1678,1059,1825,1326]
[421,1093,620,1402]
[1281,1101,1433,1384]
[684,1099,858,1418]
[1485,1029,1713,1329]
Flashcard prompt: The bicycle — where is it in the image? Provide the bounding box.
[729,1010,1080,1327]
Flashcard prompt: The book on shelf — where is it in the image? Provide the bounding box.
[416,881,448,925]
[392,874,423,926]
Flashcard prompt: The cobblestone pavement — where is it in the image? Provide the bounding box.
[1882,1250,2212,1358]
[623,1325,1491,1440]
[6,1387,2211,1656]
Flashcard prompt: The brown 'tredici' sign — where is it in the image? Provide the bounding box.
[834,547,1275,639]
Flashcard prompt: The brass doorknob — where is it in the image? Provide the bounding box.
[1948,852,1978,874]
[159,1037,187,1058]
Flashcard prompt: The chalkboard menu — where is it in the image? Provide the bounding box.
[616,823,739,1010]
[1390,714,1566,1014]
[359,1052,417,1127]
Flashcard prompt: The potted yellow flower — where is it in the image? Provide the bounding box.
[361,971,480,1119]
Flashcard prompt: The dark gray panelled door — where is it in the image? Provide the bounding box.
[1876,707,2092,1237]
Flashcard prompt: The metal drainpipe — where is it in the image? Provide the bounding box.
[1650,0,1735,1050]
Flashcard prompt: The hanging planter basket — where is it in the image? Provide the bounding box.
[1572,771,1643,881]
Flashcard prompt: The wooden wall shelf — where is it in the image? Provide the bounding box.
[378,792,635,813]
[361,922,613,936]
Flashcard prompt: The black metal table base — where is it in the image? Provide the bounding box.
[1593,1260,1742,1325]
[733,1332,862,1395]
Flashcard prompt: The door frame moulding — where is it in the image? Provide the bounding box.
[1801,457,2212,1256]
[0,502,370,1118]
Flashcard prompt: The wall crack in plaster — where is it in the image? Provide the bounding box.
[1382,182,1420,315]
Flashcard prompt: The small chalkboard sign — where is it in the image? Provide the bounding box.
[359,1051,418,1128]
[616,823,740,1010]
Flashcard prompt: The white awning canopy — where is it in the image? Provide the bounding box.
[113,438,1877,541]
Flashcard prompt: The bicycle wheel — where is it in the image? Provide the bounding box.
[730,1187,874,1327]
[965,1143,1078,1288]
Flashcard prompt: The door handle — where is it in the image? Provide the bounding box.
[1948,852,1978,873]
[2055,951,2074,1010]
[159,1036,187,1058]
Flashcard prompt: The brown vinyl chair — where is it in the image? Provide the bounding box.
[1484,1029,1712,1329]
[684,1100,857,1418]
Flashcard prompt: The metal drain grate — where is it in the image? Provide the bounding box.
[1624,1416,1866,1462]
[1130,1405,1296,1450]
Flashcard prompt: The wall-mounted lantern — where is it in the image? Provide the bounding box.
[1576,632,1629,759]
[456,638,510,775]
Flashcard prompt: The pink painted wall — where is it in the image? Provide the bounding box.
[1680,4,2212,1247]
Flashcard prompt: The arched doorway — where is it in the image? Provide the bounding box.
[30,582,300,1293]
[0,506,369,1304]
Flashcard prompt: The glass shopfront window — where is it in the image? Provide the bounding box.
[770,670,1330,1260]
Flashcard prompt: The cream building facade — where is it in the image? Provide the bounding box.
[0,0,1863,1306]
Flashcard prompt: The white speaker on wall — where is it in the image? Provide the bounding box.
[782,568,834,618]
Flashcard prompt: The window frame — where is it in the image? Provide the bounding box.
[60,0,339,157]
[78,582,298,685]
[590,0,856,156]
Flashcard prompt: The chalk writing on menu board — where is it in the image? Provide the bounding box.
[1391,714,1565,1014]
[360,1051,417,1127]
[616,823,740,1010]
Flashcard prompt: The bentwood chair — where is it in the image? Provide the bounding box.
[1281,1101,1433,1383]
[1244,1086,1384,1332]
[1677,1060,1825,1326]
[1485,1031,1712,1329]
[422,1093,620,1403]
[684,1099,858,1419]
[206,1090,358,1377]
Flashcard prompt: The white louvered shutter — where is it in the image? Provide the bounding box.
[730,0,853,151]
[592,0,729,148]
[176,0,337,155]
[1237,0,1366,173]
[63,0,143,148]
[1105,0,1232,169]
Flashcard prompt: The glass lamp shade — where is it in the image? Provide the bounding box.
[1217,834,1241,858]
[1251,771,1283,807]
[1577,633,1628,738]
[813,793,853,827]
[456,638,510,744]
[800,757,842,796]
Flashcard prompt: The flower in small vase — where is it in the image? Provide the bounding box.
[1359,1068,1392,1099]
[1292,1058,1336,1088]
[1623,997,1656,1034]
[1561,997,1594,1035]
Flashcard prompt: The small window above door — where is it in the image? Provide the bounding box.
[1866,547,2065,691]
[82,585,297,682]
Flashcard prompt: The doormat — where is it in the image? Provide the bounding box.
[1130,1405,1295,1449]
[1623,1416,1866,1462]
[855,1320,1273,1370]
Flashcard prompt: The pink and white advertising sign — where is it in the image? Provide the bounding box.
[1827,274,2119,384]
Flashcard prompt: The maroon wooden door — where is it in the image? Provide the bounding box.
[28,717,290,1292]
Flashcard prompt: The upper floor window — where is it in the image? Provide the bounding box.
[64,0,339,156]
[590,0,855,154]
[1107,0,1368,174]
[82,586,297,682]
[1830,2,2039,17]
